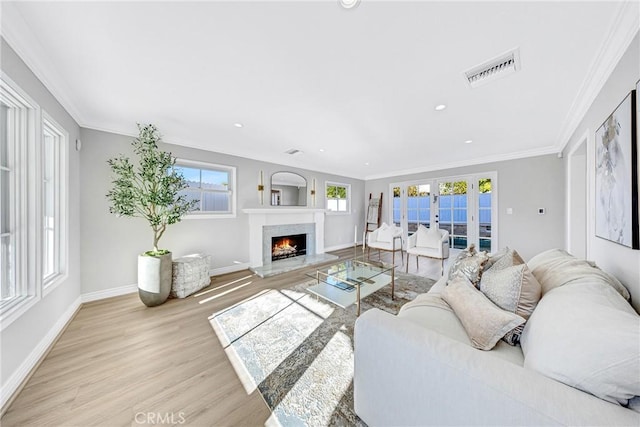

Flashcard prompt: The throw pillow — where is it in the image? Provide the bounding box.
[442,275,526,351]
[415,225,441,249]
[447,244,488,286]
[479,261,542,345]
[377,223,393,243]
[520,281,640,405]
[527,248,630,300]
[484,247,524,271]
[483,246,510,271]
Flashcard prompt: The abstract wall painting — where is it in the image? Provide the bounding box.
[595,90,639,249]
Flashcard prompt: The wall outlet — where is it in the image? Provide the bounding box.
[506,208,513,215]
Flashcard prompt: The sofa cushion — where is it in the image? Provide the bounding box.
[442,275,525,351]
[400,292,525,366]
[399,293,471,345]
[520,281,640,405]
[479,260,542,345]
[447,245,489,286]
[526,248,630,300]
[427,275,448,295]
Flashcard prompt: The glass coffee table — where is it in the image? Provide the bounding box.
[306,257,395,316]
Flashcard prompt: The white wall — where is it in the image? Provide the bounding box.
[365,154,566,261]
[567,141,587,258]
[563,33,640,312]
[0,39,82,408]
[79,128,365,294]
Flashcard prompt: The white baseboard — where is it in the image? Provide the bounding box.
[79,264,253,302]
[81,284,138,303]
[1,296,81,411]
[210,262,250,277]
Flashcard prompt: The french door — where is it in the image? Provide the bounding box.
[390,173,497,252]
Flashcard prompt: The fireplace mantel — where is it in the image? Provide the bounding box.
[242,208,327,215]
[244,208,326,268]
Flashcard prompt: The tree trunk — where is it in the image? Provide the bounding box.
[153,230,160,252]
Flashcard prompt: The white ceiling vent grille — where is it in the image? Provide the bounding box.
[463,48,521,88]
[285,148,303,156]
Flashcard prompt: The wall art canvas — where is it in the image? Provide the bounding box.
[595,91,638,249]
[637,82,640,247]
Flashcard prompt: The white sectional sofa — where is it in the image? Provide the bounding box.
[354,249,640,426]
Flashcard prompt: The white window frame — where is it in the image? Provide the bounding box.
[41,112,68,297]
[176,159,237,219]
[325,181,351,214]
[1,73,41,329]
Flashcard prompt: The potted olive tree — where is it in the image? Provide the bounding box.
[106,124,198,307]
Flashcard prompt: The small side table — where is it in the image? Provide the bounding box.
[171,254,211,298]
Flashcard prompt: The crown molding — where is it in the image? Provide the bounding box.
[555,0,640,153]
[363,145,560,181]
[0,2,86,126]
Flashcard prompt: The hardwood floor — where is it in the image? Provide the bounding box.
[1,246,451,426]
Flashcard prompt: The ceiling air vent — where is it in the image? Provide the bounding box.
[463,48,521,89]
[285,148,303,156]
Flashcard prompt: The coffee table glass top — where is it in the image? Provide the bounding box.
[305,258,394,310]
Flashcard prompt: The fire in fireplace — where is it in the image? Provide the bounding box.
[272,234,307,261]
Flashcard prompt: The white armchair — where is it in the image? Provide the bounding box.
[366,223,403,266]
[406,226,450,275]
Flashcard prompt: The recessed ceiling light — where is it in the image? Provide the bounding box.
[464,140,473,144]
[234,123,243,128]
[339,0,360,9]
[364,162,370,166]
[319,148,325,152]
[435,104,447,111]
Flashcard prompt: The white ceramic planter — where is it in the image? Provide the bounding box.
[137,252,173,307]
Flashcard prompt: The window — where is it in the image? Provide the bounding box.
[326,182,350,213]
[42,115,67,291]
[1,74,70,327]
[1,102,14,302]
[1,74,39,322]
[175,160,236,218]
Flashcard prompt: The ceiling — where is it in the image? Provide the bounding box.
[2,1,638,180]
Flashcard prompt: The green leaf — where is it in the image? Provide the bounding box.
[106,123,200,249]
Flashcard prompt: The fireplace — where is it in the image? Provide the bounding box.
[260,222,316,265]
[272,234,307,261]
[243,208,338,277]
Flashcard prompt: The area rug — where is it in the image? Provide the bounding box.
[209,271,435,426]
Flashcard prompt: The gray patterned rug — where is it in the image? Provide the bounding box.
[209,271,435,426]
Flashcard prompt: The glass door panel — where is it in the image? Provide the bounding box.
[407,184,430,234]
[478,178,493,252]
[439,180,468,249]
[392,186,401,228]
[390,183,433,248]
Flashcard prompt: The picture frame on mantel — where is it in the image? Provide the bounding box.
[594,90,639,249]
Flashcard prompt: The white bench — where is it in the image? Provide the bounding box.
[171,254,211,298]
